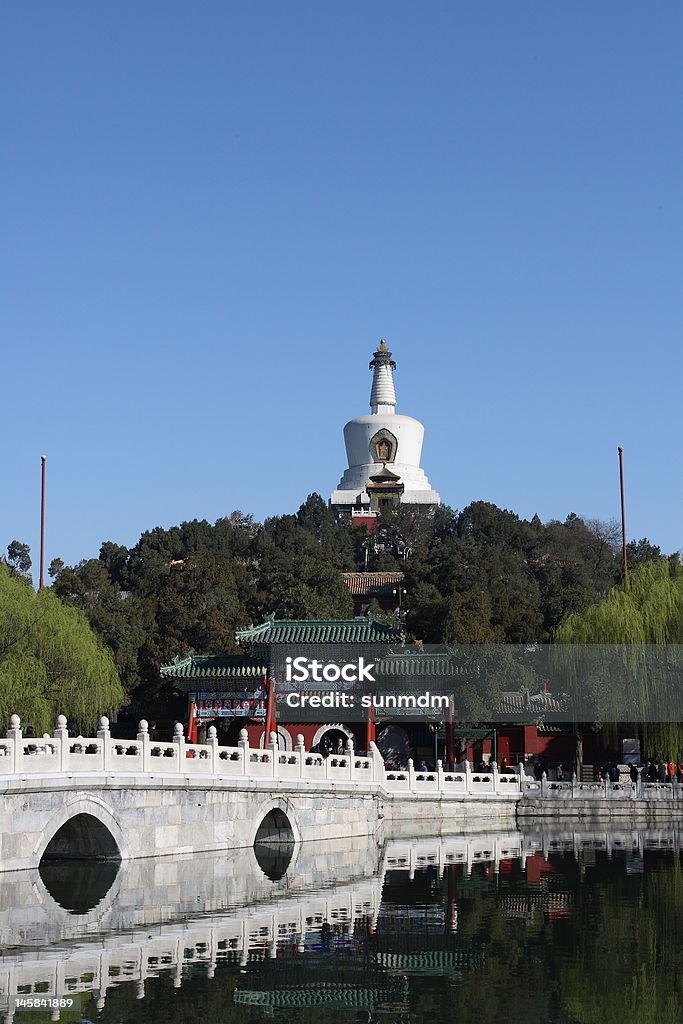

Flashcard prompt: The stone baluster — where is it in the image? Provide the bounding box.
[296,733,306,777]
[172,721,185,773]
[7,714,22,774]
[207,725,218,774]
[518,763,526,793]
[407,757,415,791]
[238,728,249,776]
[437,758,444,791]
[541,770,548,798]
[54,714,69,772]
[572,771,577,799]
[268,731,278,776]
[98,716,111,771]
[464,759,473,795]
[605,772,611,799]
[491,760,499,794]
[345,737,354,780]
[137,719,150,772]
[368,740,384,782]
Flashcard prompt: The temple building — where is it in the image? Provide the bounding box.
[330,340,440,519]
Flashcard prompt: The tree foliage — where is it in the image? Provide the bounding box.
[44,494,674,715]
[0,565,124,734]
[552,560,683,761]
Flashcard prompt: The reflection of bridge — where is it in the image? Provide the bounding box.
[2,828,682,1021]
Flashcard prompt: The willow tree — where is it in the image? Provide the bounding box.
[0,565,125,735]
[552,560,683,765]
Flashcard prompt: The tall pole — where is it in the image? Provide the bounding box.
[39,455,47,590]
[618,446,628,585]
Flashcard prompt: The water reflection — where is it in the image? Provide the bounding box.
[38,859,120,914]
[1,827,682,1023]
[253,841,295,881]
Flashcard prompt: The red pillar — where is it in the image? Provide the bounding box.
[445,698,455,770]
[366,701,376,751]
[263,674,276,745]
[187,700,198,744]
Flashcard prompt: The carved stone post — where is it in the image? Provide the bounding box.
[368,740,384,783]
[54,714,69,772]
[518,763,526,794]
[296,733,306,777]
[464,759,473,795]
[98,716,112,771]
[207,725,218,774]
[172,721,185,773]
[238,728,249,776]
[407,757,416,792]
[137,719,150,772]
[7,714,22,774]
[541,770,548,799]
[269,731,278,776]
[345,737,354,780]
[437,757,444,792]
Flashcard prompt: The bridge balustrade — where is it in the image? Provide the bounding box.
[520,769,683,801]
[4,716,682,804]
[0,716,382,786]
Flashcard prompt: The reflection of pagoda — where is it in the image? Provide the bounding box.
[330,340,440,519]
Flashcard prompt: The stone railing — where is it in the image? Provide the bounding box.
[0,716,380,784]
[4,716,678,803]
[382,759,523,797]
[520,769,683,801]
[0,715,523,798]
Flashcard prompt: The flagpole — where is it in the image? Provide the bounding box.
[618,446,628,585]
[39,456,47,590]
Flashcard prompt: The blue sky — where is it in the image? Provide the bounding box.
[3,1,682,575]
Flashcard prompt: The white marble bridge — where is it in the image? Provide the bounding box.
[0,714,523,872]
[1,714,681,872]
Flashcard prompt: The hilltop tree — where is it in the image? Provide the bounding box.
[6,540,32,581]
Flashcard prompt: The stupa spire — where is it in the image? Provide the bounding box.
[369,339,397,414]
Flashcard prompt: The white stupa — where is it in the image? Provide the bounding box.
[330,340,440,514]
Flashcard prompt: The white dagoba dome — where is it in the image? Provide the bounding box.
[330,340,440,513]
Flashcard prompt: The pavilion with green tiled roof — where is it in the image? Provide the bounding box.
[160,653,269,693]
[236,617,405,646]
[160,617,407,748]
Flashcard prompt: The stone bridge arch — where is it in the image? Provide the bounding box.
[249,796,303,849]
[33,795,129,869]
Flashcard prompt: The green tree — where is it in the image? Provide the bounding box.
[553,560,683,764]
[0,565,124,734]
[6,540,32,580]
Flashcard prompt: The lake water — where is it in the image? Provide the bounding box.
[2,826,682,1024]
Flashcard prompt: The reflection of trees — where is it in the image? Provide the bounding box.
[553,860,683,1023]
[42,848,683,1024]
